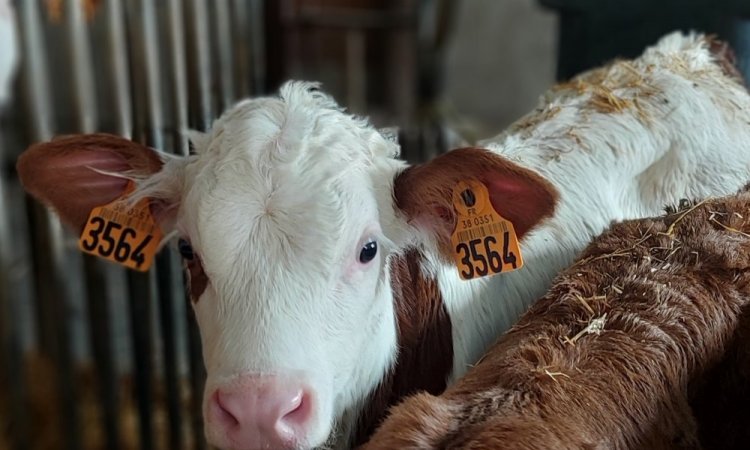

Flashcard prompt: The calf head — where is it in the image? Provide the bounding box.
[16,81,558,449]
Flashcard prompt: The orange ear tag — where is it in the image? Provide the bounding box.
[78,182,162,272]
[450,180,524,281]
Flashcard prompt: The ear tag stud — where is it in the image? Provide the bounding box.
[78,182,162,272]
[450,179,524,281]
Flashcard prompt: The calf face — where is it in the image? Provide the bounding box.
[16,81,557,449]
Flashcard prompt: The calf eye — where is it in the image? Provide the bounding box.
[178,238,194,260]
[359,240,378,263]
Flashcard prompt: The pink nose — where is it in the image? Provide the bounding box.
[206,375,313,450]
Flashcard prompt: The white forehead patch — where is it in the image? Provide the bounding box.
[173,81,395,295]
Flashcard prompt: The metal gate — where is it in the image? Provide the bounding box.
[0,1,456,449]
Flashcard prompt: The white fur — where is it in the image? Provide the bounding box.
[133,33,750,449]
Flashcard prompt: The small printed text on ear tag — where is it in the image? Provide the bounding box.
[78,182,162,272]
[450,180,524,281]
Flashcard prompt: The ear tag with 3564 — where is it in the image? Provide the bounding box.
[78,182,162,272]
[450,180,524,281]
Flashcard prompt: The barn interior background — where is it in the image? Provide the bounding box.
[1,0,749,449]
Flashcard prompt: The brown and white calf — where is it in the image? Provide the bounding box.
[360,187,750,450]
[15,32,750,449]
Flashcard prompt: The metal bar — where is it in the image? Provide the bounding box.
[155,251,184,450]
[166,0,189,156]
[213,0,235,109]
[65,0,97,131]
[133,0,165,150]
[125,270,157,450]
[230,0,251,99]
[99,4,133,447]
[107,0,134,139]
[186,0,213,130]
[20,0,55,356]
[18,0,54,142]
[163,1,197,447]
[0,128,30,450]
[185,0,214,446]
[64,0,124,448]
[84,265,121,450]
[123,0,170,448]
[18,2,83,450]
[187,304,207,450]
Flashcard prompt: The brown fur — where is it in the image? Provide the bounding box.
[16,133,163,234]
[185,257,208,301]
[361,189,750,450]
[706,35,745,86]
[353,249,453,446]
[393,147,559,261]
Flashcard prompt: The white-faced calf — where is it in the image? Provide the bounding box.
[15,32,750,449]
[361,187,750,450]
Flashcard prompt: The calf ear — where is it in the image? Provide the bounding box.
[16,133,166,233]
[393,147,558,247]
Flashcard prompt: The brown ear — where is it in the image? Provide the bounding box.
[394,147,558,250]
[16,133,164,233]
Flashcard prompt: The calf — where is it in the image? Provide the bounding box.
[361,188,750,450]
[15,32,750,449]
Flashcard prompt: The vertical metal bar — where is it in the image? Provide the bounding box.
[63,0,124,448]
[125,269,156,450]
[187,305,207,450]
[162,1,199,447]
[107,0,134,139]
[134,3,195,450]
[155,251,184,450]
[132,0,164,150]
[166,0,189,156]
[186,0,213,446]
[103,2,132,446]
[123,1,168,449]
[18,2,82,450]
[0,129,30,450]
[186,0,213,130]
[65,0,97,131]
[84,264,121,450]
[213,0,235,109]
[18,0,53,142]
[230,0,251,99]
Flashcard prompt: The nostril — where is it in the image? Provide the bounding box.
[277,390,312,435]
[280,390,304,417]
[213,391,240,427]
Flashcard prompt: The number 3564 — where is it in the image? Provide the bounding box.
[456,233,517,279]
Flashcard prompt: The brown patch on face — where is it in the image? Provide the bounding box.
[184,257,208,302]
[361,189,750,449]
[706,35,745,86]
[393,147,558,261]
[352,248,454,447]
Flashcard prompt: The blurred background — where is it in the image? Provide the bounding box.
[1,1,749,449]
